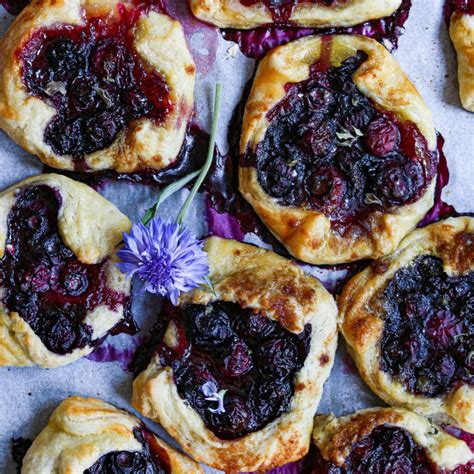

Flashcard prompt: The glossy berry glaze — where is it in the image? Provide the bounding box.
[0,185,135,355]
[18,4,171,166]
[240,0,348,23]
[307,426,435,473]
[380,255,473,398]
[242,50,438,234]
[223,0,411,59]
[139,301,310,440]
[85,429,169,474]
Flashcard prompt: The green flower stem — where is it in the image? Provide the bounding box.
[141,170,200,225]
[176,83,222,226]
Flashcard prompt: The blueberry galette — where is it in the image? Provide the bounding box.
[308,408,473,472]
[189,0,402,29]
[446,0,474,112]
[21,396,203,473]
[340,217,474,432]
[0,174,134,368]
[239,34,438,265]
[0,0,195,173]
[132,237,338,472]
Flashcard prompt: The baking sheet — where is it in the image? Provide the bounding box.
[0,0,473,472]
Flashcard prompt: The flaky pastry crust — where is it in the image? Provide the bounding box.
[339,217,474,432]
[312,407,473,471]
[239,34,437,265]
[450,12,474,112]
[132,237,338,472]
[0,0,195,172]
[0,174,131,368]
[21,396,203,473]
[189,0,402,29]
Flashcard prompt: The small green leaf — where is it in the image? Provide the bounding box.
[141,169,200,225]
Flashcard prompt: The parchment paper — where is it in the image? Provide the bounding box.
[0,1,473,472]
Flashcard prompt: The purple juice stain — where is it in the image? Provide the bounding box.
[418,133,456,227]
[444,425,474,452]
[86,335,145,372]
[11,437,32,474]
[222,0,412,59]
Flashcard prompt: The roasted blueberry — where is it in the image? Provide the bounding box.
[310,426,434,473]
[380,256,473,397]
[187,304,234,348]
[154,301,311,439]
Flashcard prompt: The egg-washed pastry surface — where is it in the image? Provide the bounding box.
[20,396,203,473]
[447,0,474,112]
[189,0,403,29]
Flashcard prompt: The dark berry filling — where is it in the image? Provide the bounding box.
[242,50,438,233]
[239,0,348,23]
[18,4,172,161]
[0,0,29,14]
[308,426,435,473]
[147,301,310,440]
[84,428,169,474]
[0,185,135,355]
[380,255,473,398]
[446,0,474,17]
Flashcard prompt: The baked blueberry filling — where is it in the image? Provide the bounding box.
[145,301,310,440]
[380,255,473,398]
[239,0,348,23]
[0,185,134,355]
[242,50,438,233]
[84,428,169,474]
[308,426,434,473]
[18,5,171,163]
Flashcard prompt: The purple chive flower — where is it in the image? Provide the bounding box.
[117,217,209,305]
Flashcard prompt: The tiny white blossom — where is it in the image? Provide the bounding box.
[201,381,227,414]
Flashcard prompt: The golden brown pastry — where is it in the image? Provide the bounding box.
[132,236,338,472]
[21,396,203,473]
[189,0,403,29]
[0,174,133,368]
[308,408,473,472]
[340,216,474,433]
[239,34,438,265]
[0,0,195,172]
[448,3,474,112]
